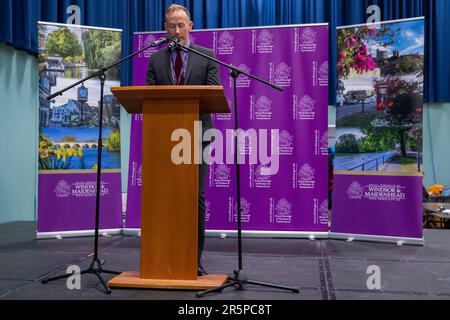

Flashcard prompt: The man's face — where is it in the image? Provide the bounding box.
[165,10,193,46]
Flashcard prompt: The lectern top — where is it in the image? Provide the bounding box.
[111,85,230,115]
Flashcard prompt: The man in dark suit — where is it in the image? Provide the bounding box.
[147,4,220,276]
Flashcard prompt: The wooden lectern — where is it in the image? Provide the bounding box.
[107,86,230,290]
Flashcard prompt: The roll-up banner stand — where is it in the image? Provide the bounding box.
[37,22,123,239]
[331,17,425,245]
[125,24,330,238]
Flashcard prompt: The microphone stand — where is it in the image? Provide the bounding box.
[41,37,170,294]
[174,43,300,297]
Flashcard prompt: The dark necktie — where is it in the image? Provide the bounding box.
[175,48,185,85]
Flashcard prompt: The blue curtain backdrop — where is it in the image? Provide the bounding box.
[0,0,448,103]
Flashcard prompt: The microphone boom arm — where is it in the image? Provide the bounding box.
[176,43,283,92]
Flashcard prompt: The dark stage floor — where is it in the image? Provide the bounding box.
[1,222,450,300]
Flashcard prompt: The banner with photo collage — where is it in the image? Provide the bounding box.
[126,24,329,235]
[331,18,425,244]
[37,22,123,237]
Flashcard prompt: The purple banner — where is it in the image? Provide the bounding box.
[127,25,329,233]
[332,18,425,241]
[332,174,422,238]
[38,172,123,232]
[125,114,143,228]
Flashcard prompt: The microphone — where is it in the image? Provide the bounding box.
[148,36,170,48]
[168,36,180,50]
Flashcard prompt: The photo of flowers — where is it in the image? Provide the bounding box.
[335,18,424,174]
[38,22,122,171]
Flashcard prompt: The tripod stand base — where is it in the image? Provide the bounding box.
[196,270,300,297]
[41,258,120,294]
[108,271,228,290]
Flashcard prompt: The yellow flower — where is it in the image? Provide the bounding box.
[67,149,74,157]
[56,149,61,160]
[77,148,83,157]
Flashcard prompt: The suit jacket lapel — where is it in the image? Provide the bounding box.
[164,47,173,85]
[184,45,197,84]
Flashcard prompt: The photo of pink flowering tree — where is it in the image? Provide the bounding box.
[337,26,378,78]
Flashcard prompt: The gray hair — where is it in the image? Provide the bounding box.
[166,4,191,21]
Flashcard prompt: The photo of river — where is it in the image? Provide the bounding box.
[40,127,120,170]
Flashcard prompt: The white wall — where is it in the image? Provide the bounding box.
[423,103,450,187]
[0,44,38,223]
